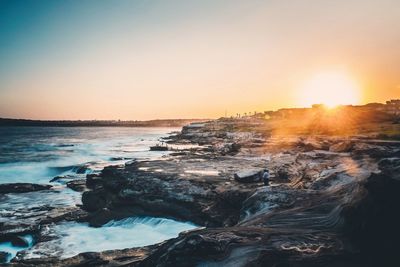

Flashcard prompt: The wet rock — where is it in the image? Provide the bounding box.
[101,165,125,177]
[0,251,10,263]
[49,175,77,183]
[103,176,128,192]
[66,179,87,192]
[10,236,29,247]
[329,141,353,152]
[110,157,132,161]
[8,118,400,267]
[82,190,107,212]
[80,157,259,227]
[234,169,263,183]
[87,208,114,227]
[86,173,103,188]
[0,183,52,194]
[125,159,137,167]
[150,145,168,151]
[11,246,153,266]
[75,164,90,174]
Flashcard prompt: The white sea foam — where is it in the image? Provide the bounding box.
[0,127,177,184]
[25,217,197,259]
[0,127,181,262]
[184,170,219,176]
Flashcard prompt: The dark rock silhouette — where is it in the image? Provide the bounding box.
[0,183,52,194]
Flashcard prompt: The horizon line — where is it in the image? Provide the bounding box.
[1,98,398,122]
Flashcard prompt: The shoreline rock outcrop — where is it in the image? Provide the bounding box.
[8,118,400,266]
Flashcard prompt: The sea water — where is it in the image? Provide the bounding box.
[0,127,197,261]
[0,126,176,183]
[24,217,196,259]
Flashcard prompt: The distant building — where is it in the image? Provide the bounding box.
[233,99,400,122]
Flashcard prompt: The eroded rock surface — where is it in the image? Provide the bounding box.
[9,119,400,266]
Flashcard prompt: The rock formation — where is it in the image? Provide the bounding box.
[8,118,400,266]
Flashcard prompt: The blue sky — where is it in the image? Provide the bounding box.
[0,0,399,119]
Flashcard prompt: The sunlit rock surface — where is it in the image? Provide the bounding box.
[7,118,400,266]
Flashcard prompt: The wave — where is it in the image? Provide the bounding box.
[0,235,34,263]
[104,216,196,228]
[24,216,197,259]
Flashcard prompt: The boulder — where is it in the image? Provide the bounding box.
[0,183,52,194]
[234,169,263,183]
[88,208,114,227]
[101,165,124,177]
[86,174,103,188]
[329,141,353,152]
[66,179,87,192]
[82,190,107,212]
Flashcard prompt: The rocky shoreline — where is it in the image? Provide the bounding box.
[3,118,400,266]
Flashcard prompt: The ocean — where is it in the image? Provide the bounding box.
[0,127,196,261]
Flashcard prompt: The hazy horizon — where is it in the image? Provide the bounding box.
[0,0,399,120]
[0,98,397,121]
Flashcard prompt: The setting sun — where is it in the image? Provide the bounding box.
[298,72,362,108]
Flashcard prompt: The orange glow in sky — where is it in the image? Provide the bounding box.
[297,71,362,108]
[0,1,399,120]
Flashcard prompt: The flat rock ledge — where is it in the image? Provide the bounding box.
[9,119,400,266]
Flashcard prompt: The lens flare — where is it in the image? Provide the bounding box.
[298,72,361,108]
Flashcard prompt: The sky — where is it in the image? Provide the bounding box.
[0,0,399,120]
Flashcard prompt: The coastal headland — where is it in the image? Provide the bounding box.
[2,100,400,266]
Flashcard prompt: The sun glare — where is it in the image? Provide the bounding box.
[298,72,361,108]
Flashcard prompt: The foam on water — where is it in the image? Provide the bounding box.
[0,235,34,262]
[0,127,194,262]
[25,217,197,258]
[0,188,82,223]
[0,127,176,184]
[184,170,219,176]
